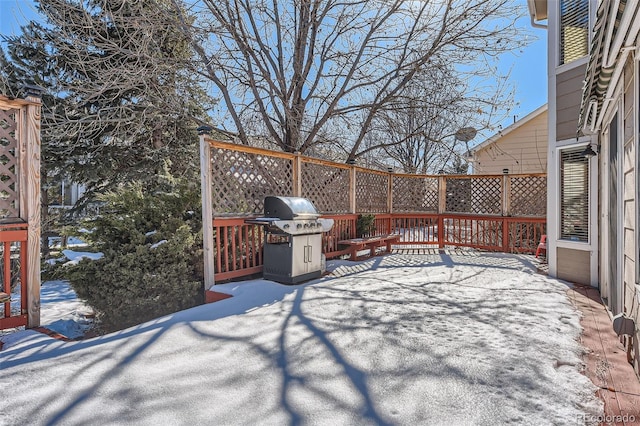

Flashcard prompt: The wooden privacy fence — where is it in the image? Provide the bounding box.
[200,138,546,287]
[0,93,42,330]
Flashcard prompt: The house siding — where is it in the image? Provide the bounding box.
[556,64,588,140]
[556,247,591,285]
[473,110,548,174]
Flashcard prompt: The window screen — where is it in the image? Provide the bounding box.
[560,0,589,65]
[560,147,589,241]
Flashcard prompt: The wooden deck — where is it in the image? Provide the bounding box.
[567,285,640,425]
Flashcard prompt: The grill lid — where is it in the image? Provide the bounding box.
[264,196,320,220]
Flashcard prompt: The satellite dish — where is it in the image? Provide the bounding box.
[455,127,477,142]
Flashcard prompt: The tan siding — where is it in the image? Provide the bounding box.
[556,64,587,140]
[556,247,591,285]
[624,256,634,289]
[474,110,548,174]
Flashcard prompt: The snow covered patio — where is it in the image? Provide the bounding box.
[0,252,603,425]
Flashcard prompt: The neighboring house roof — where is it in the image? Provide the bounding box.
[471,104,548,154]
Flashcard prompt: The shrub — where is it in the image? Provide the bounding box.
[356,214,376,237]
[61,180,204,332]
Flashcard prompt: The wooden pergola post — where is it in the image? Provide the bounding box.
[349,166,357,214]
[501,174,511,252]
[293,153,302,197]
[387,171,393,214]
[198,131,215,290]
[19,87,43,328]
[438,175,447,249]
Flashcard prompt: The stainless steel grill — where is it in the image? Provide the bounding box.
[247,196,333,284]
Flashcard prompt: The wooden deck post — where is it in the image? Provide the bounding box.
[438,176,446,248]
[502,174,511,216]
[199,132,215,290]
[387,172,393,214]
[502,175,511,253]
[293,153,302,197]
[349,166,356,214]
[24,89,42,328]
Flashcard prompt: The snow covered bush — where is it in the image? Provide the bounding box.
[61,180,204,332]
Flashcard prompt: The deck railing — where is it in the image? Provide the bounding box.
[0,92,42,330]
[211,214,546,281]
[199,138,547,286]
[0,223,29,329]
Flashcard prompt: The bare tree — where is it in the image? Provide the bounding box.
[361,61,515,173]
[170,0,528,161]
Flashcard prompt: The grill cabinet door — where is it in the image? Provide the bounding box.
[291,234,322,277]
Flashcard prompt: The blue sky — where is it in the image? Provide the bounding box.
[501,5,548,126]
[1,0,548,136]
[0,0,38,37]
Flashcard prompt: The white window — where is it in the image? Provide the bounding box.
[559,146,590,242]
[560,0,589,65]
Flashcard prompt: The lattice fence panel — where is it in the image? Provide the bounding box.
[210,148,293,215]
[510,176,546,216]
[446,177,502,214]
[0,109,19,218]
[392,176,438,213]
[301,161,350,213]
[356,170,388,213]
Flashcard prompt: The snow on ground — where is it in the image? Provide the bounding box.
[0,280,93,341]
[37,280,94,339]
[0,252,603,425]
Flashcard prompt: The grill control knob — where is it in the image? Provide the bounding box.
[283,224,289,229]
[296,224,302,229]
[304,223,309,228]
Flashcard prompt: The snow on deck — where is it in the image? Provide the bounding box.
[0,252,602,425]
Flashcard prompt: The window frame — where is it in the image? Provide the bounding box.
[557,0,591,68]
[558,144,591,243]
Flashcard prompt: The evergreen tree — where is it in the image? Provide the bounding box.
[6,0,212,198]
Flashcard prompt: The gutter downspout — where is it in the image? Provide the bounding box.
[527,0,547,28]
[530,14,548,29]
